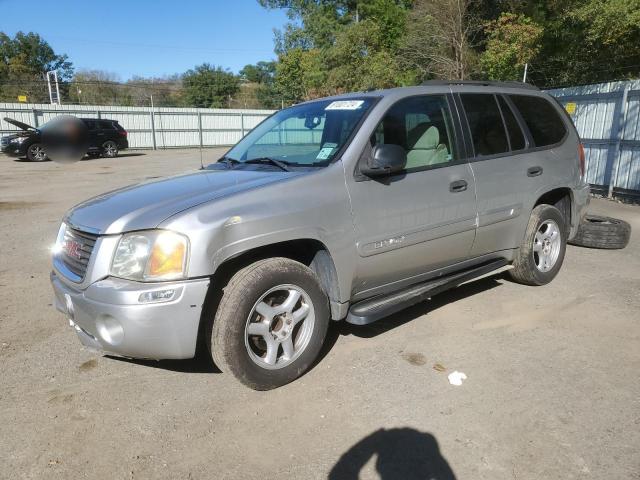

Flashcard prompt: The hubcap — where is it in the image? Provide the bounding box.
[244,284,315,369]
[533,220,562,272]
[105,143,116,156]
[30,145,45,160]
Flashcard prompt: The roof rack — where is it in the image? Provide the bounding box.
[421,80,540,91]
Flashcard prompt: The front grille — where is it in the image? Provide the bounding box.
[0,137,9,146]
[61,227,98,280]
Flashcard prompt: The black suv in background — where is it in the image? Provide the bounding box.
[1,117,128,161]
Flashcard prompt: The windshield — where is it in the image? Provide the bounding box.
[224,98,375,167]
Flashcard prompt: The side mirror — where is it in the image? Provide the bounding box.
[361,144,407,177]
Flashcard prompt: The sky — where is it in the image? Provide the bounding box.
[0,0,289,80]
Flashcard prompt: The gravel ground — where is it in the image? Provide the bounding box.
[1,149,639,480]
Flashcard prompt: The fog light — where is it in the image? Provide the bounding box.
[138,289,176,304]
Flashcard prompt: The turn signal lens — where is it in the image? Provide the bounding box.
[148,232,187,279]
[578,143,585,178]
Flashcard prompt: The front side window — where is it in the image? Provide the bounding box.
[461,94,509,157]
[371,95,457,170]
[509,94,567,147]
[224,98,375,167]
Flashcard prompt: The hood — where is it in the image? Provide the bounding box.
[3,117,36,131]
[66,168,303,235]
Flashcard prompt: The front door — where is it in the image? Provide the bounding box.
[346,95,477,299]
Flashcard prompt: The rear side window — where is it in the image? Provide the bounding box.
[497,96,525,151]
[98,120,116,130]
[461,94,509,156]
[509,95,567,147]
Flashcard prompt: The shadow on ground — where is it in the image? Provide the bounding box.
[105,351,220,374]
[109,272,505,375]
[328,428,456,479]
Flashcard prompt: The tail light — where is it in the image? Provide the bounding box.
[119,130,127,137]
[578,143,585,178]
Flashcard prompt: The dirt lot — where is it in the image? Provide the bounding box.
[1,149,639,480]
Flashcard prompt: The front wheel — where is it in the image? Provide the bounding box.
[509,204,567,286]
[26,143,48,162]
[210,258,330,390]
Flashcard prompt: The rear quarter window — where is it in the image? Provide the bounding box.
[509,95,567,147]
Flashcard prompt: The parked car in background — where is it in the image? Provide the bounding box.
[50,81,589,390]
[1,117,128,161]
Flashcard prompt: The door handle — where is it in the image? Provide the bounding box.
[449,180,468,192]
[527,166,543,177]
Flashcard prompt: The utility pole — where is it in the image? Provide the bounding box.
[522,63,528,83]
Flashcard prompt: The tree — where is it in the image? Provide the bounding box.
[399,0,480,80]
[240,61,277,84]
[274,48,326,104]
[326,20,408,92]
[0,31,73,102]
[480,13,543,81]
[68,70,123,105]
[182,64,240,108]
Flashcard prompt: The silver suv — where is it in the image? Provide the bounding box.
[51,81,590,390]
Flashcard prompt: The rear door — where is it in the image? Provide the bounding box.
[83,119,100,150]
[346,94,477,299]
[458,92,564,256]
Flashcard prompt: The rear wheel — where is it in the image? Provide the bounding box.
[210,257,330,390]
[26,143,48,162]
[102,141,118,158]
[509,204,567,286]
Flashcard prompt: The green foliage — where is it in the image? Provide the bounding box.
[182,64,240,108]
[240,61,277,84]
[480,13,543,81]
[0,31,73,102]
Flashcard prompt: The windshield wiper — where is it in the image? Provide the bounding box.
[217,157,241,169]
[244,157,292,172]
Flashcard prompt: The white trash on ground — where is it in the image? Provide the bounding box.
[448,371,467,386]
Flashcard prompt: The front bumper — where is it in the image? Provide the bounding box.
[51,272,210,360]
[0,142,27,157]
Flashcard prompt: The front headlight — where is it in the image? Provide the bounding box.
[9,137,27,144]
[111,230,189,281]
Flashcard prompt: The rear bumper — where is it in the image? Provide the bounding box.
[570,183,590,240]
[51,272,210,360]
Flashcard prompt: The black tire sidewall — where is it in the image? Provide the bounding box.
[212,259,330,390]
[525,205,567,285]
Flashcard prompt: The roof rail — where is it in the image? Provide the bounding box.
[421,80,540,91]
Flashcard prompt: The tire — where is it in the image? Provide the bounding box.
[102,140,118,158]
[210,257,330,390]
[569,215,631,250]
[509,204,567,286]
[26,143,48,162]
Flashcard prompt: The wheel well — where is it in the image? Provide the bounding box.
[535,188,572,233]
[197,239,341,356]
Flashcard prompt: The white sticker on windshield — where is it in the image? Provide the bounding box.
[316,143,338,160]
[325,100,365,111]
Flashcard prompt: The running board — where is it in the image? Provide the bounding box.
[346,259,509,325]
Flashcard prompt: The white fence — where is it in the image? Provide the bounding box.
[0,103,275,149]
[548,80,640,199]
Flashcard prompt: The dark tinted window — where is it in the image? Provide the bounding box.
[498,96,525,150]
[98,120,116,130]
[372,95,457,169]
[461,94,509,156]
[82,119,96,130]
[509,95,567,146]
